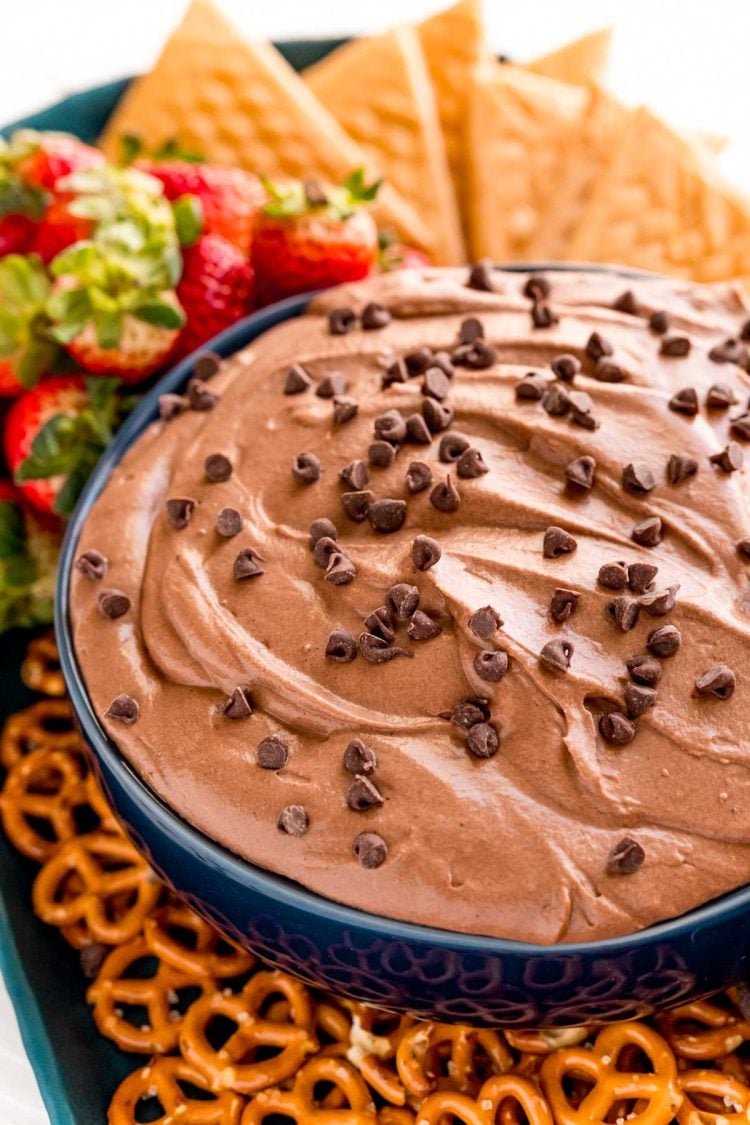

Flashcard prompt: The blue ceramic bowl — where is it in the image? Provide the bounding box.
[55,288,750,1029]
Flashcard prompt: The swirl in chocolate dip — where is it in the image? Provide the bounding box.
[71,266,750,944]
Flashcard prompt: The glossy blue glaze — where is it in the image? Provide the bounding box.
[56,288,750,1028]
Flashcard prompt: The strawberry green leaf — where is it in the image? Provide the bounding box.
[172,194,203,247]
[132,299,185,330]
[53,464,90,517]
[0,176,47,221]
[152,138,205,163]
[85,375,121,415]
[0,500,25,560]
[16,339,58,389]
[118,134,144,165]
[343,168,382,204]
[0,495,57,632]
[94,308,124,350]
[0,256,57,387]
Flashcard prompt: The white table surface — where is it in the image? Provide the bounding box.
[2,1,750,1120]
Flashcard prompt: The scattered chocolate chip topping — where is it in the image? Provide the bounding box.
[543,526,577,558]
[551,354,581,382]
[742,319,750,342]
[647,624,681,657]
[374,409,407,444]
[369,440,396,468]
[359,633,413,663]
[405,461,433,494]
[292,452,322,484]
[439,432,470,462]
[333,397,359,424]
[325,629,357,662]
[404,347,433,375]
[347,775,384,811]
[608,596,641,632]
[216,508,242,538]
[695,665,736,701]
[233,548,264,580]
[515,373,547,401]
[660,334,691,357]
[737,538,750,559]
[364,606,395,643]
[710,442,744,472]
[632,517,663,547]
[412,534,441,571]
[309,518,337,548]
[386,583,420,619]
[97,590,131,620]
[277,805,309,836]
[473,650,509,683]
[640,584,679,617]
[627,562,658,595]
[627,654,662,686]
[585,332,613,362]
[187,378,219,412]
[459,317,484,344]
[341,490,374,522]
[622,462,656,494]
[205,452,232,482]
[568,390,597,429]
[599,711,636,745]
[430,475,460,513]
[523,275,550,301]
[316,371,348,398]
[667,452,698,485]
[159,393,185,421]
[706,383,737,409]
[467,722,500,759]
[325,552,357,585]
[449,699,490,730]
[105,694,139,725]
[405,413,432,443]
[313,534,341,569]
[76,549,108,581]
[340,459,369,490]
[193,352,221,380]
[531,302,558,329]
[730,414,750,441]
[421,398,454,433]
[709,338,745,365]
[598,562,628,591]
[539,638,574,673]
[382,358,408,388]
[223,687,253,719]
[648,311,670,335]
[328,307,356,336]
[594,358,627,383]
[542,384,570,417]
[613,290,640,315]
[362,302,391,330]
[550,588,580,622]
[344,739,377,775]
[469,605,503,639]
[467,261,494,291]
[565,455,596,490]
[457,447,489,478]
[166,497,195,529]
[353,832,387,868]
[79,944,108,980]
[284,364,312,394]
[408,611,442,640]
[368,498,407,533]
[455,340,497,369]
[607,837,645,875]
[624,682,657,719]
[668,388,699,416]
[422,367,451,400]
[431,350,455,378]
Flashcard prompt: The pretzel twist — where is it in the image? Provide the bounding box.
[144,901,255,979]
[344,1005,414,1106]
[20,633,66,698]
[396,1022,514,1099]
[676,1068,750,1125]
[241,1056,376,1125]
[658,999,750,1059]
[108,1055,246,1125]
[0,746,90,862]
[0,698,83,768]
[505,1027,591,1054]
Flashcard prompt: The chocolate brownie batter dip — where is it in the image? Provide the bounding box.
[71,266,750,944]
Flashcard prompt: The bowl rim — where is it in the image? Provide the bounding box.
[56,267,750,959]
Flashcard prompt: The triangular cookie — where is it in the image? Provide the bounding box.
[305,26,464,264]
[100,0,434,254]
[528,28,612,87]
[465,63,588,262]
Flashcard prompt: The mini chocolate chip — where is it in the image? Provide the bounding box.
[647,624,681,657]
[159,393,185,420]
[326,629,358,662]
[412,534,441,571]
[313,534,339,568]
[76,549,108,580]
[368,498,407,533]
[625,682,657,719]
[347,775,384,811]
[614,290,640,315]
[405,461,433,494]
[292,452,322,484]
[742,319,750,342]
[430,475,460,513]
[97,590,131,620]
[661,334,691,357]
[382,358,408,388]
[166,497,195,529]
[233,549,264,580]
[364,606,395,643]
[607,837,644,875]
[284,364,312,394]
[695,665,736,700]
[374,409,407,444]
[353,832,387,868]
[709,338,745,364]
[599,711,636,745]
[439,432,470,462]
[706,383,737,409]
[623,462,656,494]
[405,413,432,443]
[523,275,550,301]
[594,359,627,383]
[369,441,396,468]
[467,261,494,291]
[730,414,750,441]
[550,588,580,622]
[648,310,670,335]
[568,390,597,429]
[362,302,391,330]
[193,351,221,380]
[79,944,108,980]
[566,455,596,490]
[737,538,750,560]
[309,518,337,549]
[405,347,433,375]
[459,317,484,343]
[586,332,613,361]
[542,384,570,417]
[105,694,139,725]
[669,388,699,416]
[325,552,356,585]
[449,699,490,730]
[469,605,503,638]
[667,453,698,484]
[316,372,348,398]
[543,526,577,558]
[457,448,489,479]
[257,733,289,770]
[627,562,658,594]
[473,650,509,683]
[467,722,500,759]
[422,398,454,433]
[422,367,451,400]
[344,739,377,774]
[187,378,219,411]
[408,611,442,640]
[627,654,662,686]
[431,350,455,377]
[216,508,242,538]
[607,597,641,632]
[598,562,628,591]
[223,687,253,719]
[386,583,420,619]
[359,633,413,663]
[328,307,356,335]
[531,302,558,329]
[710,442,744,472]
[457,340,497,369]
[515,373,547,401]
[277,805,309,836]
[333,397,359,424]
[205,453,232,482]
[640,584,679,617]
[340,460,369,490]
[539,638,573,673]
[341,490,374,522]
[551,354,581,382]
[632,517,663,547]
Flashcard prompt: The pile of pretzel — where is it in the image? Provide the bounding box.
[5,636,750,1125]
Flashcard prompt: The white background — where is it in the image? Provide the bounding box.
[2,2,750,1121]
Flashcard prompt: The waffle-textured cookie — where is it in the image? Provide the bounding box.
[527,27,612,87]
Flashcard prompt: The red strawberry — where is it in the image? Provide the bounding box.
[251,170,380,306]
[14,132,104,192]
[31,194,94,264]
[0,214,36,257]
[0,476,59,631]
[176,233,253,356]
[377,232,431,272]
[0,255,57,396]
[138,160,264,255]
